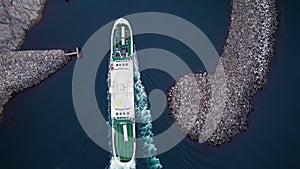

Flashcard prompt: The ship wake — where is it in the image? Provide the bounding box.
[133,49,163,169]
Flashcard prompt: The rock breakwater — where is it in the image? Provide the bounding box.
[168,0,278,146]
[0,50,71,114]
[0,0,74,115]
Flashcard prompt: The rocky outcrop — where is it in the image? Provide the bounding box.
[0,50,71,114]
[0,0,47,52]
[168,0,278,146]
[0,0,73,115]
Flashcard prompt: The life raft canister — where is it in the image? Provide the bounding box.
[110,63,114,70]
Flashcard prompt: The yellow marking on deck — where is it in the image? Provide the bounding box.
[115,99,122,107]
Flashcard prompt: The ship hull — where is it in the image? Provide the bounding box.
[110,18,135,167]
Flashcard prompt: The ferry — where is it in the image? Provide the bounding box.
[109,18,135,167]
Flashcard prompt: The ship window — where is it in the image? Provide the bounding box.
[116,113,118,115]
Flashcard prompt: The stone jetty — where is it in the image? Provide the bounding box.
[0,0,73,115]
[0,50,71,114]
[168,0,278,146]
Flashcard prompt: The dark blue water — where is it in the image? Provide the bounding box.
[1,0,300,168]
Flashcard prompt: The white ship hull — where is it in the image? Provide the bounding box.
[110,18,135,167]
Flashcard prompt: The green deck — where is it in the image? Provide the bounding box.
[113,119,134,162]
[112,24,132,61]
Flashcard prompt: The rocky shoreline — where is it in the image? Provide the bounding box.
[0,0,47,51]
[168,0,278,146]
[0,0,72,115]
